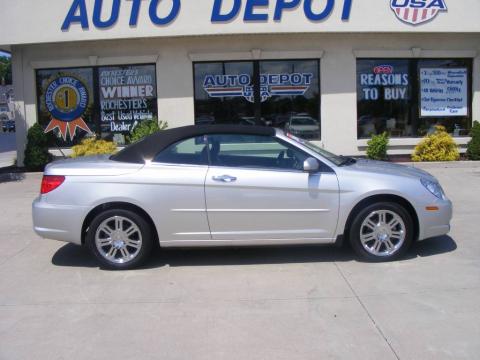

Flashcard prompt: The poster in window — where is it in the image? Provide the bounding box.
[358,63,410,102]
[36,68,95,145]
[420,68,468,117]
[99,64,158,134]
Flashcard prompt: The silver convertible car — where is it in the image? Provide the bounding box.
[33,125,452,269]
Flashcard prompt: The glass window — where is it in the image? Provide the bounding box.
[209,134,308,171]
[357,59,412,138]
[99,64,158,143]
[418,59,471,137]
[36,67,96,147]
[286,133,345,166]
[357,58,472,138]
[260,60,320,139]
[194,59,321,140]
[153,136,209,165]
[194,62,255,125]
[36,64,158,148]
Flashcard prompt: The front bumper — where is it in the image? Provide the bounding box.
[418,198,453,240]
[32,196,89,245]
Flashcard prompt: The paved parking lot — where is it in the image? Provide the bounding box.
[0,163,479,360]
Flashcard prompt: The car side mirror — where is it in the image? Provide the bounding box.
[303,157,320,173]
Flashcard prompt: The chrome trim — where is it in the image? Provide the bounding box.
[172,208,329,213]
[207,208,330,213]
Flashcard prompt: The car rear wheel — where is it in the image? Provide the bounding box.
[349,202,413,262]
[86,209,153,270]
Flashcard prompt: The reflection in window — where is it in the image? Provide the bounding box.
[357,58,472,138]
[208,134,308,171]
[153,136,209,165]
[194,60,321,140]
[260,60,320,139]
[194,62,254,125]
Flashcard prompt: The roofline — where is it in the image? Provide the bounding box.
[112,125,278,164]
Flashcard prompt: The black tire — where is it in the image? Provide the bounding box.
[86,209,154,270]
[349,202,413,262]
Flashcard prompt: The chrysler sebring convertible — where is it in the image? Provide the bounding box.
[33,125,452,269]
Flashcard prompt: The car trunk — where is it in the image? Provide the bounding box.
[43,155,144,176]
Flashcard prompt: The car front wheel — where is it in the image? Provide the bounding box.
[86,209,153,270]
[349,202,413,262]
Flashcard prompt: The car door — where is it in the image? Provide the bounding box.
[205,134,340,243]
[140,135,211,244]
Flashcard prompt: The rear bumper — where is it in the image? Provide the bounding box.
[32,197,89,245]
[418,199,453,240]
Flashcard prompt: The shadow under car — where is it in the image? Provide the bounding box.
[51,235,457,270]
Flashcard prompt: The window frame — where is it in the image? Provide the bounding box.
[192,59,322,139]
[356,57,473,139]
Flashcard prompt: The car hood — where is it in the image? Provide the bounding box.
[44,155,144,176]
[348,159,436,181]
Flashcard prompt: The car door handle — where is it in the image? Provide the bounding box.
[212,175,237,183]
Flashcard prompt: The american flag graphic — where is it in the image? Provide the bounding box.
[390,1,447,25]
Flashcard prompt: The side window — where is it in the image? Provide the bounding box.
[153,136,209,165]
[209,134,309,171]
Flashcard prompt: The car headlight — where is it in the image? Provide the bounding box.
[421,178,446,200]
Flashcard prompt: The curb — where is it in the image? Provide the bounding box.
[399,161,480,169]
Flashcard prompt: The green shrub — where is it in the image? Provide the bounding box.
[24,123,52,171]
[412,125,460,162]
[366,132,389,161]
[71,138,118,158]
[466,121,480,160]
[128,118,168,144]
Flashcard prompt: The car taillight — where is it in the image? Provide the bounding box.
[40,175,65,194]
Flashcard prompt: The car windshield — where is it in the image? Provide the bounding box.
[286,133,354,167]
[291,117,316,126]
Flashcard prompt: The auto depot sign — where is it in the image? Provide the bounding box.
[61,0,450,29]
[61,0,354,29]
[1,0,478,47]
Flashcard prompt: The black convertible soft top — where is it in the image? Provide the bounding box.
[111,125,277,164]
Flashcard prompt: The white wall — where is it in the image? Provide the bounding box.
[12,32,480,165]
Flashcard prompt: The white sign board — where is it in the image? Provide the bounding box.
[420,68,468,117]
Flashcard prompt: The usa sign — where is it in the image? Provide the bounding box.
[390,0,447,25]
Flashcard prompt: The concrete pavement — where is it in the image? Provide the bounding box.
[0,164,479,360]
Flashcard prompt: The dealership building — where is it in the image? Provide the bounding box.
[0,0,479,165]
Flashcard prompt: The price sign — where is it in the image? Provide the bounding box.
[420,68,468,117]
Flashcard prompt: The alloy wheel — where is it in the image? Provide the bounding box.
[94,216,143,264]
[359,210,406,257]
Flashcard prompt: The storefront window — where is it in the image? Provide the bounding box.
[99,64,158,141]
[194,61,255,125]
[357,58,472,138]
[194,59,321,140]
[36,64,157,147]
[260,60,320,139]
